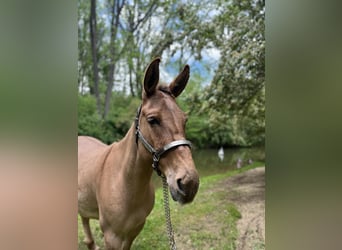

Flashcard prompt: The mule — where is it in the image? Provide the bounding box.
[78,58,200,250]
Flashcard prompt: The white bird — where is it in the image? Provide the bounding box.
[218,147,224,162]
[237,158,242,169]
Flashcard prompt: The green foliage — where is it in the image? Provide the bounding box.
[78,93,140,144]
[78,95,103,138]
[188,0,265,147]
[78,0,265,148]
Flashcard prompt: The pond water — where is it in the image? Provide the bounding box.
[152,146,265,187]
[192,146,265,177]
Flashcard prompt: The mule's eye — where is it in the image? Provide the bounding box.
[147,117,160,126]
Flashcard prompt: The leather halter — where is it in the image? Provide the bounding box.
[135,105,192,177]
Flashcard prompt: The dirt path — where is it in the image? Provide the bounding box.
[223,167,265,249]
[173,166,265,250]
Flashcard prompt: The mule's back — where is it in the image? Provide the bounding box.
[78,136,109,219]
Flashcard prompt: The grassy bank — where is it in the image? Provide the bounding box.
[78,163,263,250]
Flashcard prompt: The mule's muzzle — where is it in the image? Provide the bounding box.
[170,173,199,204]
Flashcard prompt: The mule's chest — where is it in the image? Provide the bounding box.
[99,191,155,233]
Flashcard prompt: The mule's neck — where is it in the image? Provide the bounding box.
[115,122,154,186]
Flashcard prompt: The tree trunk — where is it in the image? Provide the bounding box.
[135,56,142,97]
[103,0,125,119]
[128,60,135,97]
[89,0,101,114]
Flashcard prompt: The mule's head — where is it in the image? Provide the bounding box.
[138,58,199,204]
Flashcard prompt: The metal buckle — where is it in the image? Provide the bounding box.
[152,154,162,176]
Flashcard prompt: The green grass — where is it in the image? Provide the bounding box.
[78,162,264,249]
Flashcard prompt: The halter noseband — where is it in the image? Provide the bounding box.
[135,105,192,177]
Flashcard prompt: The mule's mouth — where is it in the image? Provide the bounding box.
[170,186,186,204]
[163,167,200,204]
[169,181,199,205]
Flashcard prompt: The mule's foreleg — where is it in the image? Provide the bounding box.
[103,231,124,250]
[81,216,100,250]
[102,223,144,250]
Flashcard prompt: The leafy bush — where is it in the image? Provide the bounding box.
[78,93,141,144]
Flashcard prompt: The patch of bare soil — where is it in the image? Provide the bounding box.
[224,167,265,250]
[174,167,265,250]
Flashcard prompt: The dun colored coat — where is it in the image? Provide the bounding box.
[78,58,199,250]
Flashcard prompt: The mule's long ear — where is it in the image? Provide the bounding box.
[170,65,190,97]
[143,58,160,97]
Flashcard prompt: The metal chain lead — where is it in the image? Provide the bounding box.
[162,175,177,250]
[135,105,190,250]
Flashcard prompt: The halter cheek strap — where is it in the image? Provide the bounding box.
[135,105,192,177]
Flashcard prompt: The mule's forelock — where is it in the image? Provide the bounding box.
[158,85,173,97]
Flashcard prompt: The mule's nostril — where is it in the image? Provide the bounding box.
[177,178,183,190]
[176,178,186,196]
